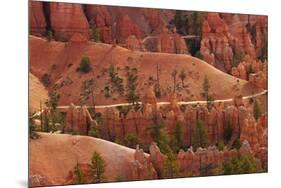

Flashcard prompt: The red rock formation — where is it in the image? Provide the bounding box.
[64,163,93,184]
[142,9,161,30]
[65,105,90,135]
[201,13,267,73]
[240,115,267,148]
[177,148,201,176]
[249,71,267,89]
[85,5,113,44]
[125,35,143,51]
[49,2,89,41]
[149,142,167,177]
[69,32,88,43]
[231,54,267,88]
[223,105,239,137]
[142,87,157,113]
[130,146,158,180]
[233,95,244,107]
[240,118,259,147]
[29,174,52,187]
[29,1,46,36]
[157,27,188,54]
[116,15,143,44]
[103,108,119,140]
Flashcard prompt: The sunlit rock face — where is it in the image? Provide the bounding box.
[49,2,89,41]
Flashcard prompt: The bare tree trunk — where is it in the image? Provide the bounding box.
[156,63,161,97]
[40,100,43,131]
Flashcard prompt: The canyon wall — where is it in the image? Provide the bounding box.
[30,1,46,36]
[201,13,267,76]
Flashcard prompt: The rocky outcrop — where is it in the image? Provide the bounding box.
[64,163,93,185]
[240,115,267,148]
[64,105,90,135]
[149,143,167,177]
[116,15,143,44]
[85,5,113,44]
[29,174,52,187]
[29,1,46,36]
[49,2,89,41]
[249,71,267,89]
[130,146,158,180]
[142,87,157,113]
[153,140,260,177]
[156,27,188,54]
[201,13,267,73]
[125,35,143,51]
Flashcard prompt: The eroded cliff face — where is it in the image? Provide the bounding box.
[231,55,267,89]
[29,1,46,36]
[64,146,157,185]
[49,2,90,41]
[30,2,267,70]
[29,1,188,53]
[200,13,268,75]
[85,5,113,43]
[55,91,267,165]
[156,27,189,54]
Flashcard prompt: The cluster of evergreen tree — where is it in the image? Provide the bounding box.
[126,67,140,108]
[108,64,124,95]
[74,151,106,184]
[174,11,204,56]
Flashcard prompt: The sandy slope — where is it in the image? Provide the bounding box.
[29,133,141,186]
[29,73,48,112]
[29,35,262,106]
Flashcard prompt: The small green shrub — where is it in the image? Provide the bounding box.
[41,73,51,87]
[79,57,92,73]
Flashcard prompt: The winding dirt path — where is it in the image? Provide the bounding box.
[55,89,268,110]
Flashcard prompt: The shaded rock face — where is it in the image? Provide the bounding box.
[85,5,113,44]
[29,174,51,187]
[231,55,267,88]
[49,2,90,41]
[64,105,91,135]
[149,143,167,177]
[156,27,188,54]
[249,71,267,89]
[29,2,186,54]
[116,15,143,44]
[153,142,260,178]
[125,35,143,51]
[61,94,266,150]
[129,146,158,180]
[201,13,267,73]
[63,147,158,184]
[64,164,93,185]
[29,1,46,36]
[240,115,267,148]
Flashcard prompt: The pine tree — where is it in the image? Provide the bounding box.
[192,120,208,150]
[154,63,161,98]
[224,119,233,144]
[170,121,183,153]
[126,67,139,106]
[202,76,213,110]
[163,152,180,178]
[179,69,187,88]
[74,162,84,184]
[222,154,259,175]
[147,114,172,154]
[202,76,210,100]
[174,10,184,34]
[253,100,262,121]
[79,57,92,73]
[91,151,106,183]
[171,69,178,93]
